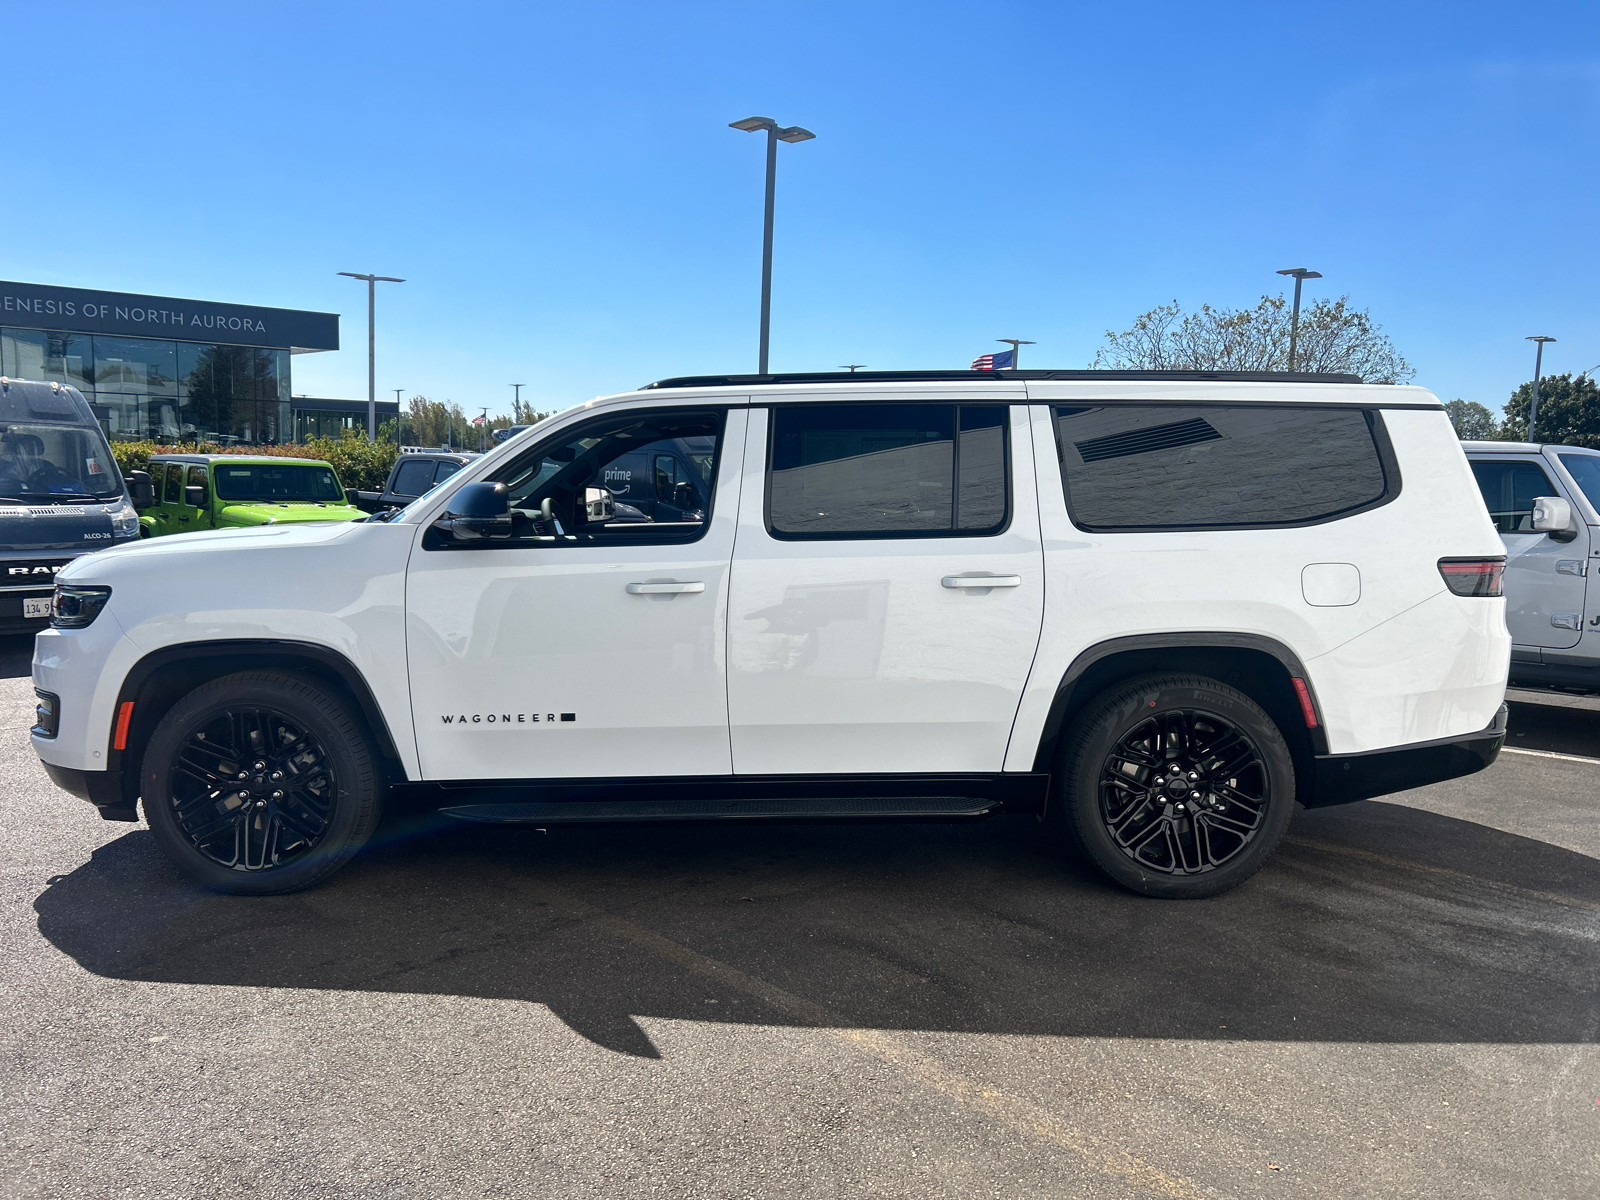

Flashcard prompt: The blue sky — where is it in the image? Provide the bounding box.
[3,1,1596,417]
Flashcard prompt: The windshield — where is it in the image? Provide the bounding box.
[0,421,122,501]
[1558,454,1600,515]
[215,464,344,502]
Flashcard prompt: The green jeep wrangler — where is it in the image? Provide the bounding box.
[137,454,365,537]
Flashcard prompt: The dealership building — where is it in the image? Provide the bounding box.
[0,280,395,444]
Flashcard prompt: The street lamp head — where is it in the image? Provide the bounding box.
[729,116,776,132]
[1277,268,1322,280]
[1527,335,1557,344]
[776,126,816,143]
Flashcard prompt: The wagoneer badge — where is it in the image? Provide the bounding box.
[440,712,577,725]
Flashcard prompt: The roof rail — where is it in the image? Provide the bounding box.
[642,369,1366,389]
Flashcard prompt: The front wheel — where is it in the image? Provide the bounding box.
[1059,673,1295,899]
[142,670,383,894]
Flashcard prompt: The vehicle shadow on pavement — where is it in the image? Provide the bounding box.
[33,802,1600,1058]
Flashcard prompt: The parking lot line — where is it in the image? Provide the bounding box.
[516,872,1212,1200]
[1500,745,1600,765]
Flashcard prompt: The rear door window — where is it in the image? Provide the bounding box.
[1471,459,1560,533]
[766,404,1010,539]
[1052,404,1393,530]
[186,465,209,506]
[163,463,184,504]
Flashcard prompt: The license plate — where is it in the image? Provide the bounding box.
[23,596,51,619]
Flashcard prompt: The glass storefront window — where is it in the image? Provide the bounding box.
[94,336,177,398]
[1,328,94,393]
[3,327,296,445]
[96,394,145,440]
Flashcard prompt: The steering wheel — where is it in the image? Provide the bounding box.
[28,465,79,492]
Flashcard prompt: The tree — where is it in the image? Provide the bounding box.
[1500,373,1600,446]
[399,395,470,448]
[1443,399,1499,440]
[1092,294,1414,383]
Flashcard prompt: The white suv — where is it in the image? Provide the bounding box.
[1463,439,1600,689]
[31,370,1511,899]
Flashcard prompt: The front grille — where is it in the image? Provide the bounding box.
[0,560,72,592]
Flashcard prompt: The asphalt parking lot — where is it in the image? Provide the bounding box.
[2,634,1596,1200]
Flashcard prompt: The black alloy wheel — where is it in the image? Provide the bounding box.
[170,708,338,872]
[1100,708,1267,875]
[143,670,383,895]
[1059,673,1295,899]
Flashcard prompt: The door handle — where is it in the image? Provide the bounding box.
[942,575,1022,589]
[626,581,705,594]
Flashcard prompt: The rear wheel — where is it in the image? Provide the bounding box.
[1059,673,1295,899]
[142,670,383,894]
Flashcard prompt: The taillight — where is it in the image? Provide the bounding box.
[1438,558,1505,597]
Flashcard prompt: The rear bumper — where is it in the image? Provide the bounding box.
[39,762,138,821]
[1306,703,1507,809]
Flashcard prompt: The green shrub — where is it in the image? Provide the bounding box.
[110,431,399,492]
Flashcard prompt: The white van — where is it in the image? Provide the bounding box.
[1463,439,1600,689]
[31,370,1510,899]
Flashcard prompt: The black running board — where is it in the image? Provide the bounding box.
[440,795,1000,824]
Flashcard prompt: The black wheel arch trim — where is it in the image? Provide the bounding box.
[1030,632,1331,774]
[106,639,407,798]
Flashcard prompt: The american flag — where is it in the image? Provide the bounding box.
[970,348,1014,371]
[471,414,486,426]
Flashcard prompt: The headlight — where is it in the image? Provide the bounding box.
[108,501,139,538]
[52,583,112,628]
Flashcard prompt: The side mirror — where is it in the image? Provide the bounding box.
[126,471,155,511]
[673,480,695,509]
[438,481,512,541]
[583,486,615,523]
[184,484,207,508]
[345,488,362,505]
[1532,496,1577,540]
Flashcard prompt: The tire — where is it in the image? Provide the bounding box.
[1058,673,1295,899]
[141,670,383,895]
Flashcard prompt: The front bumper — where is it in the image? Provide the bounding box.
[1306,703,1508,808]
[40,761,138,821]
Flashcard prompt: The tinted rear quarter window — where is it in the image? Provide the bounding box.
[1053,404,1392,530]
[768,404,1009,539]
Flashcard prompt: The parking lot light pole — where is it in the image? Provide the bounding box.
[838,364,866,372]
[729,116,815,375]
[511,383,524,422]
[337,272,405,439]
[1276,268,1322,371]
[1527,335,1557,443]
